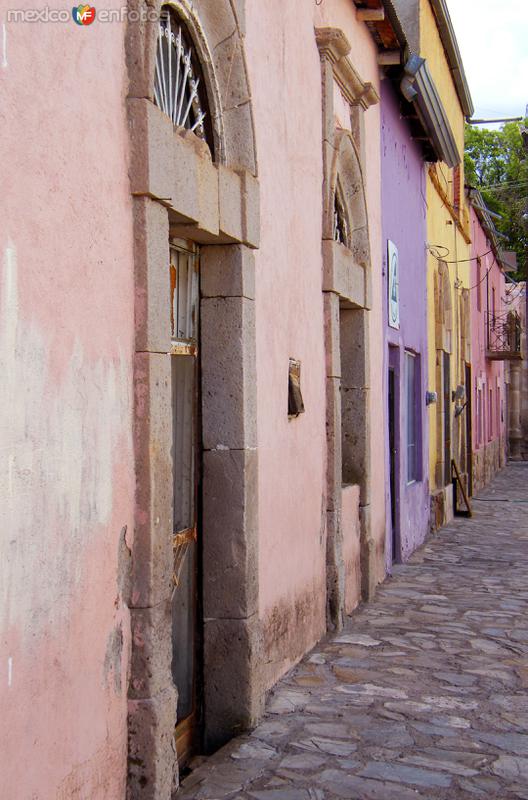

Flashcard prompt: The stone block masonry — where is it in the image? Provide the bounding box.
[179,464,528,800]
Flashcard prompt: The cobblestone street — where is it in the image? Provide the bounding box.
[181,464,528,800]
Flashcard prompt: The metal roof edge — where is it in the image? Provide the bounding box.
[428,0,474,118]
[413,59,460,167]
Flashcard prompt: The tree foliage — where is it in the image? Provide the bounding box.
[464,120,528,278]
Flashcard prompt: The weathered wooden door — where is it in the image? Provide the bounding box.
[169,239,201,765]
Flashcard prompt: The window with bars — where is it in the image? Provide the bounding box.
[170,243,199,354]
[154,7,213,150]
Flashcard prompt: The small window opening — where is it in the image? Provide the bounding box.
[288,358,305,417]
[333,190,349,246]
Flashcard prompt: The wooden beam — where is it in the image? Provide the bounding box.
[377,50,401,65]
[357,8,385,21]
[452,459,472,517]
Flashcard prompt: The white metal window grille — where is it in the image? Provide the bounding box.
[154,8,211,146]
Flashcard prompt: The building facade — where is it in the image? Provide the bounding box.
[3,2,501,799]
[468,193,510,493]
[1,1,392,797]
[393,0,475,529]
[507,282,528,461]
[380,76,429,563]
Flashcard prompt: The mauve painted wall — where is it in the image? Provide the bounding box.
[380,79,429,565]
[0,15,134,799]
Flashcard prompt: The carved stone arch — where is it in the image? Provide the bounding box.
[126,0,257,175]
[322,130,374,628]
[328,129,370,268]
[316,26,380,623]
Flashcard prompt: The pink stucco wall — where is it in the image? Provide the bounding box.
[469,206,506,478]
[2,0,390,787]
[318,0,387,591]
[247,0,385,686]
[246,0,327,685]
[0,15,134,799]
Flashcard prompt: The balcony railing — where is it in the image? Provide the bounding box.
[486,310,522,360]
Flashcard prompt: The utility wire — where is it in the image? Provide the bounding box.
[428,246,494,265]
[467,262,493,291]
[427,247,508,292]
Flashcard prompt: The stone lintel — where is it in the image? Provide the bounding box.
[315,27,380,110]
[322,239,366,308]
[128,98,259,248]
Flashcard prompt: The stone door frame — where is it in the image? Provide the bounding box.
[125,2,263,796]
[316,28,379,628]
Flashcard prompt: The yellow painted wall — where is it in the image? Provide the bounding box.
[419,0,473,493]
[419,0,465,166]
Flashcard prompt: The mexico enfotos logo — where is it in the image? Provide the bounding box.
[6,5,159,23]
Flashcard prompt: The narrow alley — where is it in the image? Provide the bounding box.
[180,464,528,800]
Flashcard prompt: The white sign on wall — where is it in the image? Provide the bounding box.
[388,239,400,329]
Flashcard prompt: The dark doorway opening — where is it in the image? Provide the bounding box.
[170,240,203,767]
[388,355,400,563]
[443,352,451,486]
[465,363,473,497]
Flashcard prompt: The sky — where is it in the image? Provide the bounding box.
[445,0,528,126]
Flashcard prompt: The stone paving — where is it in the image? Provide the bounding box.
[180,463,528,799]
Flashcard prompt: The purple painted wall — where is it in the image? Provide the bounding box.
[381,78,429,565]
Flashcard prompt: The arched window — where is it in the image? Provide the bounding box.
[154,6,213,150]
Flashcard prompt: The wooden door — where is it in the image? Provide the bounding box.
[169,240,201,766]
